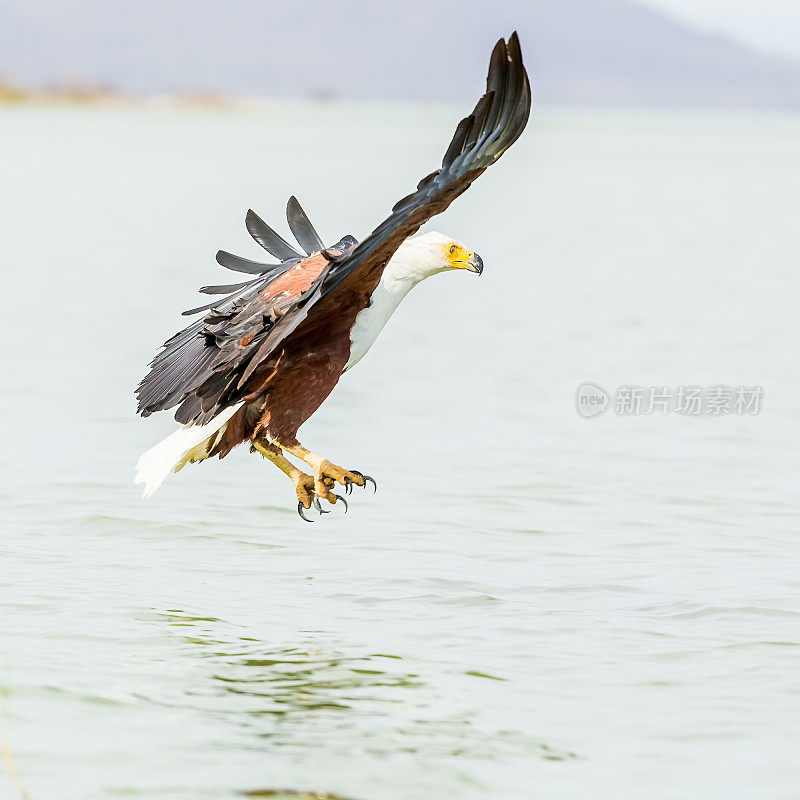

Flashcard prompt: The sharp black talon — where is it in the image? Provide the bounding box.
[343,476,353,495]
[333,494,348,513]
[313,496,330,515]
[297,502,315,523]
[350,470,376,493]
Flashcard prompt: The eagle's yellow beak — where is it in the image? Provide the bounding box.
[447,243,484,274]
[465,252,483,274]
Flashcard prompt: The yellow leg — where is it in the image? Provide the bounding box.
[277,442,375,501]
[252,440,316,510]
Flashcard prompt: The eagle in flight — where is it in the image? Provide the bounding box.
[135,33,531,521]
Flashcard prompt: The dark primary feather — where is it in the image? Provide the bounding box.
[286,196,324,255]
[199,280,253,295]
[136,34,531,425]
[245,210,303,261]
[215,250,284,275]
[181,300,228,317]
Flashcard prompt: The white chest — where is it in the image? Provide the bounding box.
[344,276,414,371]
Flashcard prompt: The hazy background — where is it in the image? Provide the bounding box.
[1,0,800,107]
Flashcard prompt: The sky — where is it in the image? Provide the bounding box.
[634,0,800,59]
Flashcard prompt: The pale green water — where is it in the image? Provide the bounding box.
[1,103,799,799]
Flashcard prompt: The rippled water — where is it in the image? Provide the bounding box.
[2,102,799,799]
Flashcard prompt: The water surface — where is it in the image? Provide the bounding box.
[1,102,799,799]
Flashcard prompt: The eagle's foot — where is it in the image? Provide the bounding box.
[294,474,347,522]
[292,472,317,512]
[316,460,376,496]
[274,443,374,518]
[310,462,349,511]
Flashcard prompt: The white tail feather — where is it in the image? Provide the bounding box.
[135,402,244,498]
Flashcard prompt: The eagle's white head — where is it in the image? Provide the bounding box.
[386,231,483,284]
[343,231,484,371]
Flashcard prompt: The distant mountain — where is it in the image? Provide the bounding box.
[1,0,799,107]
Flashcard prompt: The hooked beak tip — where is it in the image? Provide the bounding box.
[468,253,484,275]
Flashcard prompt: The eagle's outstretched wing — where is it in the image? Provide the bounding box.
[136,33,530,425]
[320,32,530,295]
[234,32,529,366]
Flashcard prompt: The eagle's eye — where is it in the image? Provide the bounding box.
[449,244,456,254]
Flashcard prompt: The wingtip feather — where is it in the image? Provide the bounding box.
[286,195,325,254]
[246,209,303,261]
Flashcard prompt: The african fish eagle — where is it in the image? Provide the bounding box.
[135,33,531,520]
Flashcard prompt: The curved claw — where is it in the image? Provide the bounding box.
[351,470,377,493]
[333,493,348,513]
[313,496,331,514]
[297,501,315,523]
[343,476,353,495]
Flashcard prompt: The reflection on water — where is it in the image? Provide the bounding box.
[241,792,351,799]
[157,610,577,763]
